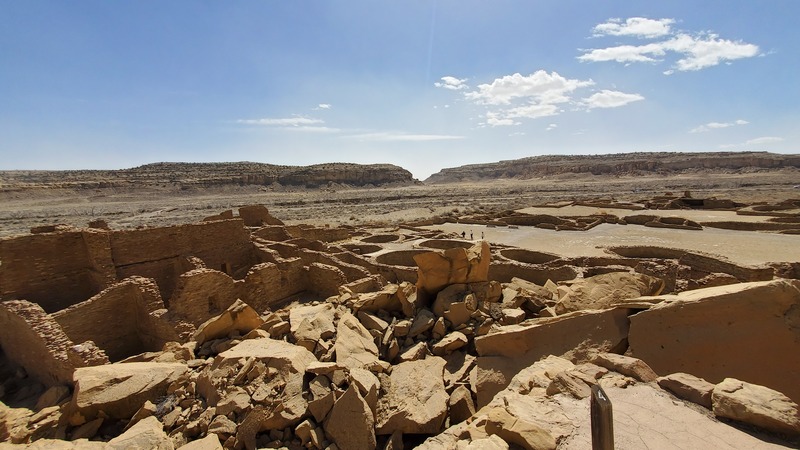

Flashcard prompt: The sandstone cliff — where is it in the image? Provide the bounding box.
[0,162,418,191]
[425,151,800,183]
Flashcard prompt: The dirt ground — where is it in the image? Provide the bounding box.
[1,171,798,268]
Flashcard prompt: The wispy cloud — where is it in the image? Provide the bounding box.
[237,117,324,127]
[690,119,749,133]
[343,132,464,142]
[579,18,760,73]
[720,136,784,148]
[582,90,644,110]
[314,103,332,110]
[546,124,557,131]
[434,76,468,90]
[593,17,675,38]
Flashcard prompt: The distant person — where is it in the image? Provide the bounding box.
[481,231,485,240]
[470,231,473,240]
[461,231,466,238]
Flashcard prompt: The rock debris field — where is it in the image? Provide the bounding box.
[0,194,799,449]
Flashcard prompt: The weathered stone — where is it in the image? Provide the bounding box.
[193,300,264,346]
[408,308,436,338]
[350,367,380,415]
[458,435,509,450]
[712,378,800,436]
[335,312,380,370]
[325,384,376,450]
[629,279,800,403]
[177,434,222,450]
[70,362,187,420]
[35,385,71,411]
[657,372,714,408]
[592,353,658,383]
[107,416,173,450]
[500,308,525,325]
[414,242,491,302]
[545,371,591,399]
[448,385,476,425]
[397,342,429,363]
[208,415,238,436]
[484,407,557,450]
[376,357,448,435]
[555,272,664,314]
[431,332,468,357]
[357,311,389,333]
[290,303,336,343]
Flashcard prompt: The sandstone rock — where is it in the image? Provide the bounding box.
[193,300,264,346]
[712,378,800,436]
[376,357,448,435]
[484,407,557,450]
[357,311,389,333]
[35,385,71,411]
[238,205,284,227]
[70,362,187,420]
[208,415,238,437]
[325,384,376,450]
[448,385,475,425]
[545,371,591,399]
[177,434,223,450]
[431,332,468,356]
[107,416,173,450]
[657,372,714,408]
[397,341,429,363]
[629,279,800,403]
[555,272,664,314]
[500,308,525,325]
[408,308,436,338]
[334,312,379,370]
[350,367,380,415]
[414,242,490,303]
[592,353,658,383]
[289,302,336,346]
[473,308,629,403]
[458,435,509,450]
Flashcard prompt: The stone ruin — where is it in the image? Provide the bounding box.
[0,204,798,448]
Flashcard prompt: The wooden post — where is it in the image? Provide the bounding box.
[591,384,614,450]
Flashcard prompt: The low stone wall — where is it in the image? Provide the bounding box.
[498,248,561,265]
[489,262,578,285]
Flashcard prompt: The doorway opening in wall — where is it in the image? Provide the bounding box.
[221,262,230,274]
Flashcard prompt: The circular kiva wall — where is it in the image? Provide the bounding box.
[418,239,474,250]
[342,243,383,255]
[361,234,401,243]
[499,248,561,265]
[375,249,430,267]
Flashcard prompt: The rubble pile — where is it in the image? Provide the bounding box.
[0,205,799,449]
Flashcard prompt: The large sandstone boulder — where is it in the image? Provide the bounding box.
[324,384,376,450]
[107,416,173,449]
[555,272,664,314]
[193,299,264,345]
[628,279,800,403]
[474,308,629,406]
[289,302,336,347]
[414,242,490,303]
[70,362,188,420]
[376,357,449,435]
[712,378,800,436]
[334,312,380,370]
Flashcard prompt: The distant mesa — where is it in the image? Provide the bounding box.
[425,151,800,184]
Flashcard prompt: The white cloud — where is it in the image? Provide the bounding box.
[719,136,784,148]
[284,126,341,133]
[582,90,644,109]
[745,136,784,145]
[593,17,675,38]
[238,117,324,127]
[509,131,526,136]
[343,132,464,142]
[690,119,749,133]
[546,124,557,131]
[579,18,761,73]
[314,103,332,110]
[465,71,594,105]
[435,76,468,90]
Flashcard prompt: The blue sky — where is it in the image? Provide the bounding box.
[1,1,797,180]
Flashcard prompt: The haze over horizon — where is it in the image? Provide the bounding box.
[1,1,798,180]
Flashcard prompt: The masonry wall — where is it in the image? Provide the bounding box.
[52,277,177,362]
[0,230,116,313]
[109,219,258,299]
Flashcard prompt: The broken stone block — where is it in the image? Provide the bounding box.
[376,357,448,435]
[500,308,525,325]
[408,308,436,338]
[448,385,475,425]
[484,407,557,450]
[397,342,429,363]
[106,416,173,449]
[657,372,714,408]
[592,353,658,383]
[555,272,664,314]
[70,362,188,420]
[712,378,800,436]
[193,299,264,346]
[334,312,379,370]
[545,371,591,399]
[325,384,376,450]
[431,331,468,357]
[414,242,491,303]
[357,310,389,333]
